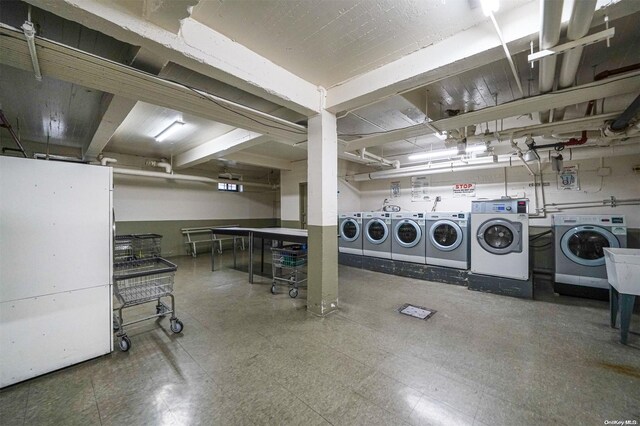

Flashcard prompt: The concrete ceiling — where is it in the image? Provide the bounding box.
[1,0,639,175]
[191,0,532,87]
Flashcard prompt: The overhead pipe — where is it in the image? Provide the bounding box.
[112,167,277,190]
[553,0,598,122]
[99,156,117,166]
[584,64,640,116]
[349,143,640,181]
[145,159,172,173]
[538,0,564,123]
[609,93,640,132]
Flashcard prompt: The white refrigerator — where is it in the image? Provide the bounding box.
[0,156,113,387]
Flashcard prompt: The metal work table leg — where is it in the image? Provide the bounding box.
[233,237,237,269]
[210,232,215,272]
[249,232,254,283]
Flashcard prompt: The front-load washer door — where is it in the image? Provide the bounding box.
[477,219,522,254]
[560,225,619,267]
[366,219,389,244]
[340,218,360,242]
[429,220,463,252]
[394,219,422,248]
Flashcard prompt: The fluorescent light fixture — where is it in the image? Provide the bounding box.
[466,144,487,154]
[408,148,458,161]
[155,120,185,142]
[408,144,486,162]
[480,0,499,16]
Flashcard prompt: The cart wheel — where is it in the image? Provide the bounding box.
[113,321,120,332]
[289,288,299,298]
[119,336,131,352]
[271,284,277,294]
[170,319,184,334]
[156,305,166,317]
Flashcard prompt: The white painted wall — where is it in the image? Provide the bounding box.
[356,155,640,228]
[114,175,277,221]
[280,159,363,222]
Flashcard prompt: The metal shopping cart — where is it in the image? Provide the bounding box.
[271,245,307,298]
[112,257,183,351]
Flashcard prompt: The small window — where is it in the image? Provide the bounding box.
[217,182,243,192]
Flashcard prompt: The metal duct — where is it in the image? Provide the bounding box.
[538,0,564,123]
[350,143,640,181]
[553,0,598,122]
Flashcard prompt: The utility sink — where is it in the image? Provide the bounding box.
[604,248,640,344]
[604,248,640,295]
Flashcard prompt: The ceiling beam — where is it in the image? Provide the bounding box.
[223,152,293,171]
[84,48,167,160]
[326,0,640,115]
[174,129,262,169]
[0,24,306,142]
[346,71,640,151]
[24,0,320,116]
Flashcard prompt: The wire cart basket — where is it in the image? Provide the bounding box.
[112,257,183,351]
[114,235,135,262]
[271,245,307,298]
[131,233,162,259]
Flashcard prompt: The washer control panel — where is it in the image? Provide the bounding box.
[472,199,528,214]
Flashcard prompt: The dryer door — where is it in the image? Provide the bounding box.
[429,220,463,252]
[477,219,522,254]
[394,219,422,248]
[340,218,360,242]
[366,219,389,244]
[560,225,619,267]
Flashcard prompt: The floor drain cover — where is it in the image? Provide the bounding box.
[399,304,436,320]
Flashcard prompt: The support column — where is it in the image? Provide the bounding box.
[307,109,338,316]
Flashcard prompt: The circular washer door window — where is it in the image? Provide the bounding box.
[340,219,360,242]
[366,219,388,244]
[394,220,422,248]
[429,220,463,252]
[477,219,522,254]
[560,225,619,267]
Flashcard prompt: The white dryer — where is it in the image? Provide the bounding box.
[338,212,363,255]
[363,212,392,259]
[471,199,529,280]
[391,212,426,264]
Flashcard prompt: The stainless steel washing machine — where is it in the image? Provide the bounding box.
[363,211,392,259]
[338,212,363,255]
[391,212,426,264]
[426,212,470,269]
[553,214,627,292]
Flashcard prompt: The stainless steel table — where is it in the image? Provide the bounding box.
[210,227,308,283]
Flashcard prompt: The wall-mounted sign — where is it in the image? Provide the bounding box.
[557,165,579,190]
[411,176,430,202]
[453,183,476,198]
[390,181,401,198]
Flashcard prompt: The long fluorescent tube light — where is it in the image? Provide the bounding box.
[408,144,486,161]
[21,21,42,81]
[466,144,487,154]
[155,120,185,142]
[408,148,458,161]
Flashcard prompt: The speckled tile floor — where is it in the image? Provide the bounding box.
[1,253,639,426]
